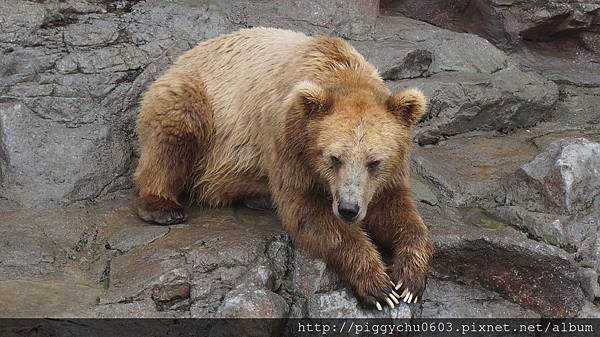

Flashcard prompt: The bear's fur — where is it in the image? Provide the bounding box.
[134,27,433,308]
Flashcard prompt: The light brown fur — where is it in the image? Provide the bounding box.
[133,28,433,307]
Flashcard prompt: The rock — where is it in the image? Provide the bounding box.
[71,299,187,319]
[354,19,508,78]
[290,251,339,297]
[216,286,288,318]
[579,268,600,301]
[307,289,412,319]
[151,281,191,310]
[550,85,600,128]
[410,130,540,206]
[107,226,170,253]
[421,278,539,318]
[0,0,234,209]
[578,302,600,318]
[505,138,600,215]
[381,0,600,86]
[431,225,586,317]
[219,0,379,38]
[353,16,559,145]
[0,276,103,318]
[410,175,438,206]
[394,67,558,145]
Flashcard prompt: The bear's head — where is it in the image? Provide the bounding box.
[288,81,426,225]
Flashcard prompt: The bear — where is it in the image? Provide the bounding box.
[133,27,433,310]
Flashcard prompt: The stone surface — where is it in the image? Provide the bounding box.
[411,130,540,206]
[505,138,600,215]
[382,0,600,86]
[306,289,412,319]
[396,67,558,145]
[107,226,169,253]
[421,278,539,318]
[431,225,586,317]
[579,268,600,301]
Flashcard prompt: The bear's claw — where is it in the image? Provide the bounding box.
[133,193,188,225]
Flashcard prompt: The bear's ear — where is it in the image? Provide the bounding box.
[387,88,427,125]
[292,81,331,117]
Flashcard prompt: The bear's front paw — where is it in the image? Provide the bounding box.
[133,193,187,225]
[352,268,403,311]
[388,254,429,304]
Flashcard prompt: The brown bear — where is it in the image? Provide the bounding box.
[133,27,433,310]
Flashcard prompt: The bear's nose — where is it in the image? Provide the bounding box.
[338,201,360,223]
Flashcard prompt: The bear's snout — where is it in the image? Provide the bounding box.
[337,200,360,224]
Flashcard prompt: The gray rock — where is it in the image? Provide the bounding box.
[0,0,234,209]
[505,138,600,215]
[410,130,540,206]
[107,226,170,253]
[410,174,438,206]
[306,289,411,319]
[431,225,585,317]
[354,18,508,78]
[421,278,539,318]
[394,66,558,145]
[579,268,600,301]
[216,286,288,318]
[0,276,103,318]
[382,0,600,86]
[578,302,600,318]
[69,299,187,318]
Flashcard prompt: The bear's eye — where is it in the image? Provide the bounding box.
[367,160,381,171]
[330,155,342,166]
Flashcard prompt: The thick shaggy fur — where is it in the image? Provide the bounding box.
[134,28,433,307]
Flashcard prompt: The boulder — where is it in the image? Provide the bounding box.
[431,225,585,317]
[395,67,558,145]
[505,138,600,215]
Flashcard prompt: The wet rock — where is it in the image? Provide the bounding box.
[291,251,339,297]
[107,226,169,253]
[101,247,188,304]
[505,138,600,215]
[431,225,585,317]
[0,230,57,280]
[0,276,103,318]
[421,278,539,318]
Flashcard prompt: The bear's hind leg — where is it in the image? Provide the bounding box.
[133,70,212,225]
